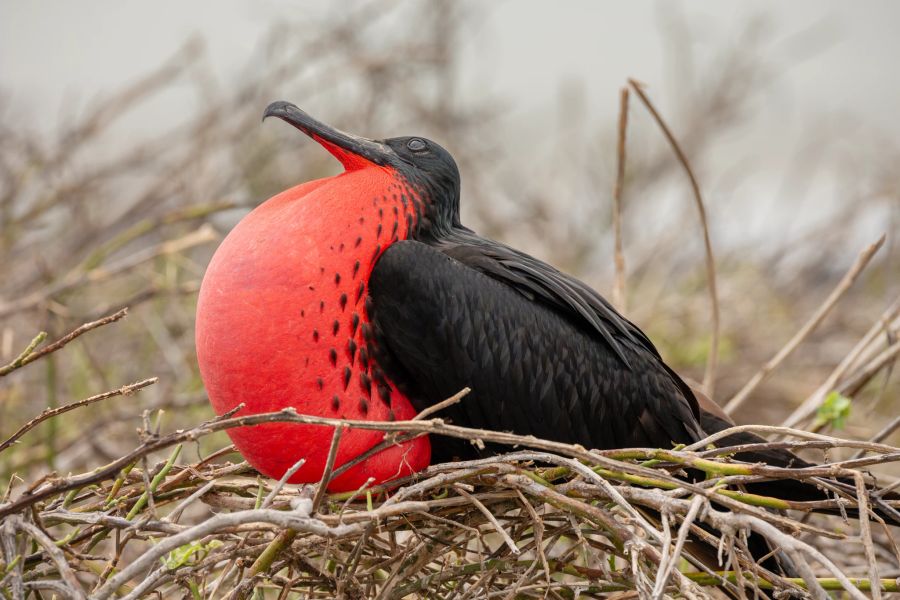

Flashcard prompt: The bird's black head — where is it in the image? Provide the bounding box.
[263,101,461,236]
[381,136,461,233]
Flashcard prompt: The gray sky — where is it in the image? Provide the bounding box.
[2,1,899,250]
[3,1,899,135]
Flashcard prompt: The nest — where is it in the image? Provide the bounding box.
[2,371,899,599]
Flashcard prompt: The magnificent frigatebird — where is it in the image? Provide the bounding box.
[195,102,885,515]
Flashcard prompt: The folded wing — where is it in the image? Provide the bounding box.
[368,238,705,461]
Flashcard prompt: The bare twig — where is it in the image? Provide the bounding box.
[92,504,430,600]
[611,86,630,311]
[729,235,885,416]
[854,474,881,600]
[10,518,86,600]
[455,485,520,555]
[628,78,720,397]
[312,425,344,513]
[652,496,705,600]
[0,308,128,376]
[0,332,46,375]
[262,457,308,510]
[837,339,900,399]
[864,415,900,447]
[801,295,900,421]
[683,422,900,456]
[0,378,157,453]
[413,387,470,421]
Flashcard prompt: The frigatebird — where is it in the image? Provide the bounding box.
[195,102,889,517]
[196,101,714,489]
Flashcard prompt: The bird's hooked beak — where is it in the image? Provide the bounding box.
[263,101,393,170]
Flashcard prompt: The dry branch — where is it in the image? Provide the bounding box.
[0,309,128,376]
[0,378,157,453]
[3,394,898,598]
[728,235,886,416]
[611,86,630,311]
[628,79,720,398]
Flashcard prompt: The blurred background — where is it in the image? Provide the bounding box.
[1,0,898,483]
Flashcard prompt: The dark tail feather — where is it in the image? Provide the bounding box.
[699,409,900,525]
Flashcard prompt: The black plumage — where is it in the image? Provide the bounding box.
[362,134,713,461]
[369,238,705,462]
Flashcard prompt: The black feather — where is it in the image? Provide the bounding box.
[368,239,705,462]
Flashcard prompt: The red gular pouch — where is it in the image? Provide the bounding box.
[196,108,431,492]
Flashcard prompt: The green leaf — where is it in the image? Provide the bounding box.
[815,391,852,430]
[162,540,224,569]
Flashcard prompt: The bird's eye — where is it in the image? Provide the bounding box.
[407,138,427,152]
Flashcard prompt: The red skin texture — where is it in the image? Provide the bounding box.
[196,153,430,491]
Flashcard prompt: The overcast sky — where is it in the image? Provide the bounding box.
[2,1,898,251]
[3,1,899,135]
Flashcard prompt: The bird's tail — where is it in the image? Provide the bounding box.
[679,386,899,595]
[697,408,900,525]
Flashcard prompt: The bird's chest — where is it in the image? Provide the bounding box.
[199,175,414,411]
[195,172,422,483]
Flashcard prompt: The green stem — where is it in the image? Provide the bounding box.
[104,462,136,507]
[253,476,264,509]
[0,331,46,376]
[45,355,58,470]
[247,529,297,578]
[126,444,182,520]
[685,572,900,592]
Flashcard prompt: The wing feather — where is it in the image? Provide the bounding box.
[368,239,704,460]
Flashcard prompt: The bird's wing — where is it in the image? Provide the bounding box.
[368,239,705,458]
[440,230,657,368]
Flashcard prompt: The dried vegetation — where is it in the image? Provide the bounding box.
[1,2,899,598]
